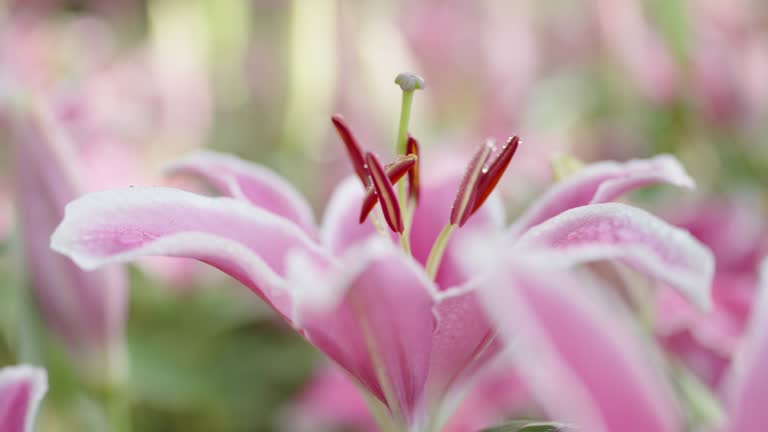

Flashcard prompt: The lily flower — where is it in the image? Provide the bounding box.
[9,100,128,386]
[0,365,47,432]
[50,75,712,430]
[655,199,767,387]
[477,255,768,432]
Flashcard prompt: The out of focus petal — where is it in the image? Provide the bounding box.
[721,258,768,431]
[479,261,682,432]
[0,366,47,432]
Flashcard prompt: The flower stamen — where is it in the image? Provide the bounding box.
[332,114,369,186]
[360,154,417,223]
[406,135,421,204]
[450,140,494,227]
[365,152,404,234]
[471,136,520,214]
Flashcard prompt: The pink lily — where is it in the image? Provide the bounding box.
[50,80,711,429]
[0,365,47,432]
[477,255,768,432]
[9,100,129,385]
[655,199,767,387]
[720,257,768,431]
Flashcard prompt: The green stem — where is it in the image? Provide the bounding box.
[425,224,457,280]
[104,384,132,432]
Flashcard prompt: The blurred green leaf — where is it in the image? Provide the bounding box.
[480,420,572,432]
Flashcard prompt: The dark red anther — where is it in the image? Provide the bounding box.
[406,134,420,203]
[359,154,416,223]
[332,114,368,186]
[450,141,494,227]
[471,136,519,214]
[365,152,404,233]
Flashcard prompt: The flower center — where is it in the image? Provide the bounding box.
[331,73,521,280]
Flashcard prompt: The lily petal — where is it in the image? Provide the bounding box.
[515,203,714,309]
[425,283,499,403]
[0,366,47,432]
[50,187,327,320]
[290,239,437,424]
[479,261,682,432]
[12,102,128,366]
[165,151,317,235]
[722,258,768,431]
[510,155,694,238]
[320,177,383,256]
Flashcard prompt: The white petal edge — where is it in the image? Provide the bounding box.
[514,203,714,310]
[510,154,695,237]
[165,150,317,230]
[0,365,47,432]
[49,186,324,269]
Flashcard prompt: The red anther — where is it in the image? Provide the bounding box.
[332,115,368,186]
[359,155,416,223]
[365,152,404,233]
[406,135,420,203]
[450,141,494,227]
[471,136,520,214]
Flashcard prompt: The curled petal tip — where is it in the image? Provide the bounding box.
[394,72,426,92]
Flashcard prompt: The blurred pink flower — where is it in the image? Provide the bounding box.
[0,13,212,288]
[689,0,768,125]
[9,102,129,384]
[0,365,47,432]
[50,138,711,428]
[720,257,768,431]
[476,256,768,432]
[594,0,680,104]
[656,199,768,386]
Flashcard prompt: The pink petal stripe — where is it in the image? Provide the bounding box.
[425,283,498,403]
[514,203,714,309]
[479,262,682,432]
[165,151,317,235]
[290,239,437,424]
[722,258,768,431]
[51,187,328,320]
[510,155,695,238]
[0,366,47,432]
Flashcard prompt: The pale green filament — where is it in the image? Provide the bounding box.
[400,232,412,256]
[394,73,424,237]
[425,224,457,280]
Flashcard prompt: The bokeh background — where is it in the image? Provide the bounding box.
[0,0,766,431]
